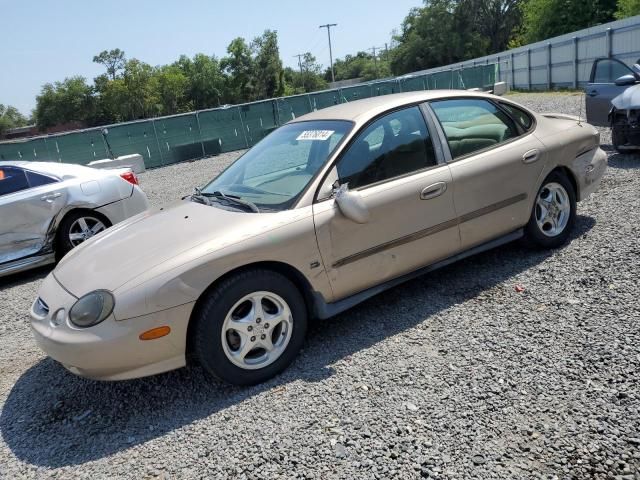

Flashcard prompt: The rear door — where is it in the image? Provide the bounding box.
[586,58,635,126]
[0,166,67,264]
[428,98,545,250]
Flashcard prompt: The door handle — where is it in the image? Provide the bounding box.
[40,193,61,202]
[522,149,540,164]
[420,182,447,200]
[587,90,598,97]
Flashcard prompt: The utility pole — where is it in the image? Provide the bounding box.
[294,53,305,90]
[369,46,384,78]
[319,23,337,83]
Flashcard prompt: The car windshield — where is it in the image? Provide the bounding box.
[202,120,352,211]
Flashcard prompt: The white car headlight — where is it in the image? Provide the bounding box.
[69,290,115,328]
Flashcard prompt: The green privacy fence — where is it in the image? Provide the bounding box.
[0,64,497,167]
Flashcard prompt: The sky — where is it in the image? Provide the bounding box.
[0,0,423,116]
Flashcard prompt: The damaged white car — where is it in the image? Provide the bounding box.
[0,161,149,277]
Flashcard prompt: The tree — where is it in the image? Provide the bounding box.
[176,54,225,109]
[122,59,160,119]
[0,104,29,136]
[251,30,285,99]
[155,65,190,115]
[93,48,126,80]
[34,76,95,129]
[287,52,328,93]
[615,0,640,18]
[221,37,256,103]
[521,0,617,43]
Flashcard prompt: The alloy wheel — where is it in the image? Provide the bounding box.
[535,182,570,237]
[68,216,107,246]
[221,291,293,370]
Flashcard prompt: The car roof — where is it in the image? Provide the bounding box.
[0,161,96,178]
[290,90,501,125]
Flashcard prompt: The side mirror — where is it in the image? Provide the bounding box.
[334,183,369,224]
[614,74,637,86]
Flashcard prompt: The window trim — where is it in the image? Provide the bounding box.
[0,166,60,197]
[313,102,445,201]
[426,96,537,164]
[589,57,634,84]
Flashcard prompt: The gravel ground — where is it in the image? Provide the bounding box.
[1,92,639,479]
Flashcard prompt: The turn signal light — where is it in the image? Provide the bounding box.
[139,326,171,340]
[120,171,139,186]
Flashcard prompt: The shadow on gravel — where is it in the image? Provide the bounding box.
[0,265,51,291]
[0,215,596,468]
[606,151,640,170]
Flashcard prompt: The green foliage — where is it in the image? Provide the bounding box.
[521,0,617,43]
[34,76,95,130]
[615,0,640,18]
[288,53,329,93]
[92,48,126,80]
[251,30,285,99]
[328,51,391,82]
[0,104,29,136]
[221,38,256,103]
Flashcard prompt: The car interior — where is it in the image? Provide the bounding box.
[432,101,517,158]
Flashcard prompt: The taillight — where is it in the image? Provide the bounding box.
[120,171,139,185]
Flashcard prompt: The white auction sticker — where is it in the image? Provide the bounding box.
[296,130,334,141]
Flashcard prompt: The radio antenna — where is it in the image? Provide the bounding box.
[577,90,584,126]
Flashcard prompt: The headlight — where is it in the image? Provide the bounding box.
[69,290,115,328]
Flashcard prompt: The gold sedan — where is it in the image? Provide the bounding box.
[30,91,607,385]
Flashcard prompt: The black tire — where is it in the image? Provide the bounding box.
[55,210,111,261]
[612,123,626,153]
[523,171,576,249]
[192,269,307,385]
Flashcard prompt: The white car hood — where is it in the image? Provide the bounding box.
[612,83,640,110]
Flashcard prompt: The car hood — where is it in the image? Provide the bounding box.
[612,83,640,110]
[54,200,267,296]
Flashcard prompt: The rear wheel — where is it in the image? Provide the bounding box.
[524,171,576,249]
[192,269,307,385]
[56,210,111,260]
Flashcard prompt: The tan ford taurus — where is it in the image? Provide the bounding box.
[30,91,607,385]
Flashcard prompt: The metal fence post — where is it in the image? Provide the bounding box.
[151,119,164,166]
[237,107,249,149]
[195,111,206,158]
[606,27,612,58]
[527,48,531,90]
[510,52,515,89]
[573,36,579,89]
[547,43,552,90]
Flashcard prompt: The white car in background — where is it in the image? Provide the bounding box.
[0,161,149,278]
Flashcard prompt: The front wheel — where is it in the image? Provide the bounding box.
[192,270,307,385]
[523,171,576,249]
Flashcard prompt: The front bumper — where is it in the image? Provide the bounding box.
[30,273,193,381]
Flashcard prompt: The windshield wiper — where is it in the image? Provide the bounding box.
[199,189,260,213]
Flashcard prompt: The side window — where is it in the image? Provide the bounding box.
[337,106,437,189]
[500,103,534,131]
[26,170,58,188]
[592,58,633,84]
[0,166,29,196]
[431,99,519,159]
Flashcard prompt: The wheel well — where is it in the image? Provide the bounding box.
[185,261,315,362]
[551,166,579,200]
[54,208,112,246]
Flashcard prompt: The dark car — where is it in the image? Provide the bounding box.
[586,57,640,152]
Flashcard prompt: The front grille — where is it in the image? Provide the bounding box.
[35,297,49,316]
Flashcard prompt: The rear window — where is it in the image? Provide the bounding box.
[500,103,534,131]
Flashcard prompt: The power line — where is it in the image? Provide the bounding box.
[319,23,338,83]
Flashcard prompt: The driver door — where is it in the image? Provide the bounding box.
[313,105,461,300]
[586,58,636,126]
[0,166,67,264]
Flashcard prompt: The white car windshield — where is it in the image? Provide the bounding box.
[202,120,352,211]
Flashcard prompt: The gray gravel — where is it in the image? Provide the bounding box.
[1,92,639,479]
